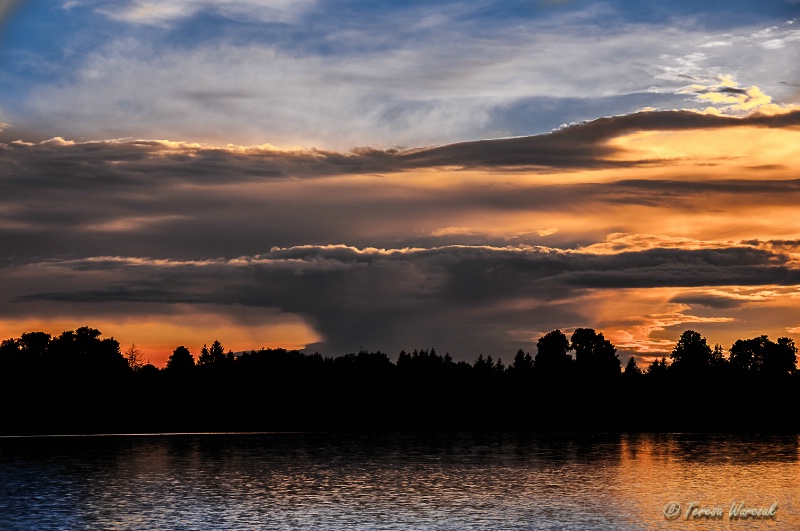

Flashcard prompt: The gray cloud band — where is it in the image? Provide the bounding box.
[4,244,797,355]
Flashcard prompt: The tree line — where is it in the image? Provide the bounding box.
[1,326,798,435]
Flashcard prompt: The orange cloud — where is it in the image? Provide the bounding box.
[606,126,800,169]
[573,284,800,363]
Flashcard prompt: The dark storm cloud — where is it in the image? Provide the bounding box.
[669,293,746,310]
[0,139,323,186]
[7,244,798,356]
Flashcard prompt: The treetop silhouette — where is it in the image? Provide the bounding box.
[0,325,798,434]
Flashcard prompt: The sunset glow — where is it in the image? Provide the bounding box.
[1,1,799,366]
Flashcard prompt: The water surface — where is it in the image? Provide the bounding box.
[1,433,797,530]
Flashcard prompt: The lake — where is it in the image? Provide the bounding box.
[0,432,797,530]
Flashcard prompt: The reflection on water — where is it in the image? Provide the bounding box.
[0,433,797,530]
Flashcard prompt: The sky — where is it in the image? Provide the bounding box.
[1,0,799,367]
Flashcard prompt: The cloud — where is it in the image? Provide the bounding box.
[5,242,800,358]
[2,106,800,360]
[7,6,794,149]
[86,0,317,26]
[677,75,798,114]
[611,309,734,355]
[401,108,800,168]
[5,107,796,181]
[667,284,800,311]
[2,108,800,266]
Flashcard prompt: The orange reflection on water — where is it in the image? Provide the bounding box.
[617,434,800,530]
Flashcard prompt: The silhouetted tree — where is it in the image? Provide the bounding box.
[124,343,148,371]
[48,326,127,377]
[397,348,453,377]
[647,357,668,376]
[623,356,641,377]
[768,337,798,376]
[210,340,226,362]
[0,338,20,358]
[473,354,494,373]
[670,330,713,374]
[335,350,394,375]
[731,335,797,377]
[0,332,52,374]
[3,322,800,435]
[137,363,160,379]
[534,329,573,376]
[729,336,761,372]
[571,328,620,380]
[166,345,195,372]
[198,344,210,365]
[711,344,726,368]
[397,349,411,368]
[20,332,51,358]
[0,338,22,374]
[197,340,227,367]
[510,349,534,374]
